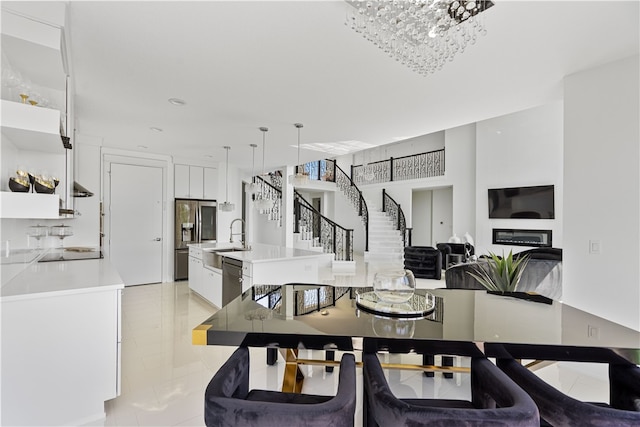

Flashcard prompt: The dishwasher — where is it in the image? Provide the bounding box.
[222,257,243,306]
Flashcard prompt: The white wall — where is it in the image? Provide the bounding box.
[411,189,432,246]
[563,55,640,330]
[445,124,476,240]
[475,102,564,255]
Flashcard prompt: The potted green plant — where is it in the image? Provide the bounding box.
[467,250,529,293]
[466,251,552,303]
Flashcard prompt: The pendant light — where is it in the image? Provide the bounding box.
[219,146,235,212]
[289,123,309,186]
[254,127,274,211]
[246,143,259,195]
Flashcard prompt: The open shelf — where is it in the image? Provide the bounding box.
[0,192,60,219]
[1,100,64,153]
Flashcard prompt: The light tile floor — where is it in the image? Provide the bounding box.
[102,260,610,426]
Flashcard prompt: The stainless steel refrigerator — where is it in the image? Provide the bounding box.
[174,199,217,280]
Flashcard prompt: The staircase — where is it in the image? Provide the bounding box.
[365,197,405,261]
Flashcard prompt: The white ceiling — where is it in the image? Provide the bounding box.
[67,1,639,172]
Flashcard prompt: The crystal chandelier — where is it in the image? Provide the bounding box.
[345,0,494,75]
[254,127,274,211]
[288,123,309,186]
[219,146,235,212]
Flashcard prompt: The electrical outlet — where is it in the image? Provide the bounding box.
[587,325,600,339]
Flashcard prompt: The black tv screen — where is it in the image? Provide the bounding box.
[488,185,555,219]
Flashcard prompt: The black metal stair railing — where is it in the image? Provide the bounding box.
[382,188,412,247]
[253,175,282,224]
[294,190,354,262]
[328,159,369,252]
[258,173,353,261]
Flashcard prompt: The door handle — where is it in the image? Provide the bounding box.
[154,238,162,241]
[238,277,243,283]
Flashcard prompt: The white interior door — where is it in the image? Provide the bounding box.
[109,163,163,286]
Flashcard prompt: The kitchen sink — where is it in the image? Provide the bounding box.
[203,247,250,270]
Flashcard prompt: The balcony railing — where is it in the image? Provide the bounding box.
[295,160,335,182]
[352,149,445,185]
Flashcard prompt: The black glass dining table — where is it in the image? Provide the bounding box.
[192,284,640,391]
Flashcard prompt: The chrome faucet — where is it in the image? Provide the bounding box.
[229,218,249,249]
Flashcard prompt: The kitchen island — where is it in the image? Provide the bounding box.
[187,242,333,308]
[1,249,124,426]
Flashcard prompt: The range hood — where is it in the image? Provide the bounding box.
[73,181,94,197]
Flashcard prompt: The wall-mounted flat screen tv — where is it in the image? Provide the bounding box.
[488,185,555,219]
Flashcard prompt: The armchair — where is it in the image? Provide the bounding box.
[205,347,356,427]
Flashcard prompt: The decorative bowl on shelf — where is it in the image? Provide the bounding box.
[372,269,416,304]
[9,177,30,192]
[34,177,55,194]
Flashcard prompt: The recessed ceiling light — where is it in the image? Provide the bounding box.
[168,98,186,106]
[137,145,148,149]
[150,127,163,132]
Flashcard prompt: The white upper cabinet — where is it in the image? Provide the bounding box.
[189,166,204,199]
[174,164,190,199]
[203,167,218,200]
[174,164,217,200]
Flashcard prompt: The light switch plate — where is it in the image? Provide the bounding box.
[589,240,601,254]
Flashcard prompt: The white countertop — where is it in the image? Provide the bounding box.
[191,242,327,264]
[1,250,124,302]
[210,242,327,264]
[188,242,241,250]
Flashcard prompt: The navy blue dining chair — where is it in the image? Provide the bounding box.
[491,343,640,427]
[362,349,540,426]
[204,346,356,427]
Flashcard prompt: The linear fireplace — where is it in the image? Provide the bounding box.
[492,228,552,247]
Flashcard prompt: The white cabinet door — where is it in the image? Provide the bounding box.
[190,166,204,199]
[203,167,218,200]
[188,256,203,295]
[204,268,222,307]
[175,164,190,198]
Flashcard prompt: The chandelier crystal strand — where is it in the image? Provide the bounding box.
[254,127,273,211]
[345,0,493,75]
[219,146,235,212]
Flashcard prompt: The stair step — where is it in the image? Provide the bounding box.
[368,247,404,253]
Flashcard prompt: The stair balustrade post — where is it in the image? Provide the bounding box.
[332,226,337,259]
[365,220,369,252]
[350,164,354,182]
[294,198,300,234]
[397,204,401,230]
[346,229,353,261]
[382,189,386,213]
[389,157,394,182]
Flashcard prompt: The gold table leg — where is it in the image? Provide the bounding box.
[281,349,305,393]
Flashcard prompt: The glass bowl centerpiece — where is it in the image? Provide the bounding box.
[373,269,416,304]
